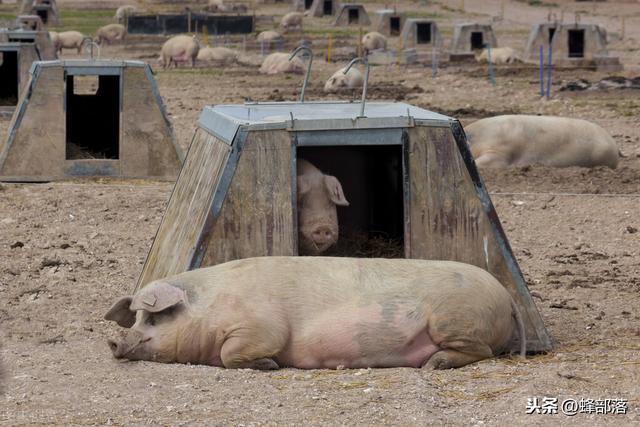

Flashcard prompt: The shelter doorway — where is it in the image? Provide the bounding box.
[470,31,483,49]
[65,74,120,160]
[35,9,49,24]
[568,29,585,58]
[390,17,400,36]
[297,145,405,258]
[417,23,431,44]
[323,0,332,15]
[348,8,359,24]
[548,27,556,42]
[305,0,313,9]
[0,51,19,106]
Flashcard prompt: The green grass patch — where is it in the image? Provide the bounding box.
[51,9,114,35]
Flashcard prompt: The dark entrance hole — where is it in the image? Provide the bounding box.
[348,8,359,24]
[323,0,332,15]
[470,31,484,50]
[0,51,19,106]
[568,29,585,58]
[416,23,431,44]
[35,9,49,24]
[9,36,35,43]
[297,145,405,258]
[65,75,120,160]
[548,27,556,43]
[390,16,400,36]
[305,0,313,9]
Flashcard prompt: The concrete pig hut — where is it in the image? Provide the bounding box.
[137,100,552,353]
[450,23,497,54]
[334,4,370,26]
[0,28,58,60]
[373,9,405,37]
[0,59,184,181]
[20,0,60,27]
[0,43,41,116]
[308,0,339,17]
[401,19,442,49]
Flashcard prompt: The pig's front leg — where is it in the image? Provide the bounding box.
[219,325,286,370]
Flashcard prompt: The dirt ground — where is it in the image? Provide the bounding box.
[1,0,640,425]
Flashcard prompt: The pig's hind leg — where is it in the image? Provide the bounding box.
[422,344,493,370]
[219,322,287,370]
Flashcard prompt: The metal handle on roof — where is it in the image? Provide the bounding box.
[343,57,370,118]
[82,37,100,60]
[289,45,313,103]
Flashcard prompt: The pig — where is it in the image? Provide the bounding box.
[280,12,303,33]
[49,31,59,51]
[205,0,228,12]
[196,46,238,64]
[256,30,283,49]
[465,115,619,169]
[324,65,363,93]
[115,5,136,23]
[297,159,349,254]
[475,47,519,64]
[95,24,126,45]
[105,257,526,370]
[362,31,387,55]
[259,52,304,75]
[56,31,85,54]
[159,35,200,69]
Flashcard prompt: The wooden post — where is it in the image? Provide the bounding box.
[500,0,505,19]
[203,26,209,47]
[460,0,464,12]
[188,10,192,33]
[358,27,363,57]
[327,34,333,63]
[621,16,625,39]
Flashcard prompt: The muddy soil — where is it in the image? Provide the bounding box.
[1,0,640,425]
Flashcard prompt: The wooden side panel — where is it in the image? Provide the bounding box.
[202,130,294,266]
[120,67,181,179]
[137,129,230,287]
[408,126,548,351]
[18,45,39,97]
[0,67,65,178]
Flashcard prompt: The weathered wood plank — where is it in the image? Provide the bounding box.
[202,130,295,266]
[137,129,230,287]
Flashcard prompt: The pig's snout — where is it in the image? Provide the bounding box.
[311,225,336,247]
[108,339,126,358]
[107,334,150,360]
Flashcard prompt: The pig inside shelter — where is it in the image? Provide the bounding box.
[297,145,405,258]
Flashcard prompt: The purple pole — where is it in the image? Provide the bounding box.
[539,45,544,97]
[546,42,553,99]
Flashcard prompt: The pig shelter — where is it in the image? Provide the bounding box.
[523,23,618,68]
[334,4,370,26]
[0,59,184,181]
[450,23,497,54]
[0,43,40,116]
[308,0,339,17]
[0,28,58,60]
[401,19,442,49]
[373,9,405,37]
[19,0,60,27]
[136,101,552,353]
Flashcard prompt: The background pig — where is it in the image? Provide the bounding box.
[95,24,126,45]
[324,65,363,93]
[475,47,519,64]
[362,31,387,55]
[257,30,283,49]
[297,159,349,255]
[259,52,304,75]
[280,12,303,33]
[56,31,85,54]
[115,5,136,23]
[197,46,238,64]
[105,257,525,370]
[159,35,200,69]
[466,115,619,168]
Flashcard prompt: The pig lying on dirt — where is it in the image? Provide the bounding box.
[362,31,387,55]
[159,35,200,69]
[259,52,304,74]
[297,159,349,255]
[106,257,525,370]
[55,31,85,54]
[324,65,364,92]
[256,30,283,49]
[95,24,126,45]
[475,47,519,64]
[196,46,238,64]
[281,12,303,33]
[466,115,619,168]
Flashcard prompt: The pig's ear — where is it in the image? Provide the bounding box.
[105,296,135,328]
[297,175,311,197]
[324,175,350,206]
[130,281,187,313]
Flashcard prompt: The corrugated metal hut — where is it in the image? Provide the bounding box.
[373,9,405,37]
[136,100,552,353]
[334,4,370,26]
[308,0,339,17]
[0,28,58,60]
[0,59,184,181]
[450,22,497,53]
[523,23,608,65]
[401,18,442,49]
[0,42,40,115]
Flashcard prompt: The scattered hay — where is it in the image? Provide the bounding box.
[475,386,517,400]
[326,231,404,258]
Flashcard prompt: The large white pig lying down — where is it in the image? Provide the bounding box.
[466,115,619,169]
[196,46,238,64]
[95,24,126,45]
[362,31,387,55]
[297,159,349,254]
[323,65,363,93]
[115,5,136,23]
[106,257,526,370]
[281,12,303,33]
[256,30,283,48]
[55,31,85,54]
[475,47,519,64]
[159,35,200,69]
[259,52,304,75]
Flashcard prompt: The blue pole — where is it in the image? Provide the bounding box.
[539,45,544,97]
[487,42,496,86]
[546,41,553,99]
